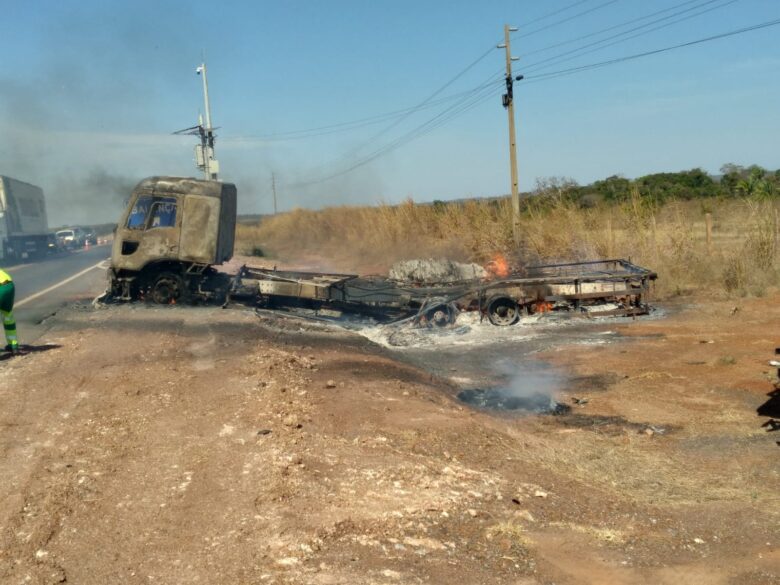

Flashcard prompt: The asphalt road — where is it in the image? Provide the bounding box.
[4,245,111,344]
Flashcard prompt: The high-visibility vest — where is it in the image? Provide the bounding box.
[0,269,12,284]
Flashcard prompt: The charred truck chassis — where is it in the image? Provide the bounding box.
[227,258,657,327]
[109,262,231,305]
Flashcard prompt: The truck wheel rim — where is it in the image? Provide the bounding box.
[152,277,182,304]
[487,298,520,326]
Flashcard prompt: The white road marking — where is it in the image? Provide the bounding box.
[15,260,107,308]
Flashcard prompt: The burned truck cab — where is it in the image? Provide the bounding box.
[109,176,237,303]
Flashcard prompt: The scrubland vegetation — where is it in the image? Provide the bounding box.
[237,164,780,298]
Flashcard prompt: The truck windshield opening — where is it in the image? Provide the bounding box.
[127,196,177,230]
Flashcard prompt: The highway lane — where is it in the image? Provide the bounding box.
[4,245,111,344]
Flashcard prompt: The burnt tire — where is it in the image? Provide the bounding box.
[149,272,188,305]
[486,296,520,326]
[424,303,458,328]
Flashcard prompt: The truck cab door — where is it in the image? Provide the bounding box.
[178,195,219,265]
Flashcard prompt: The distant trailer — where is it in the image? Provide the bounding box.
[0,176,50,262]
[231,258,657,327]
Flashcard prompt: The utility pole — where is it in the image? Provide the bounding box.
[498,25,522,244]
[271,173,278,215]
[172,61,221,180]
[195,62,219,180]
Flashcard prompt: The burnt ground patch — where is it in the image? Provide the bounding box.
[457,387,570,414]
[553,413,677,436]
[565,372,623,394]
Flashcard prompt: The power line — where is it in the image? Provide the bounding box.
[516,0,622,39]
[522,17,780,83]
[520,0,704,58]
[287,76,505,188]
[289,16,780,188]
[287,80,503,187]
[522,0,597,28]
[254,0,736,148]
[336,43,501,162]
[227,0,728,146]
[521,0,739,75]
[224,2,601,145]
[223,86,503,143]
[323,0,621,165]
[262,14,779,189]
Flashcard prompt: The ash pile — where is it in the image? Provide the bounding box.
[389,258,487,284]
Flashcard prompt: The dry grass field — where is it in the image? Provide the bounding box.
[237,194,780,298]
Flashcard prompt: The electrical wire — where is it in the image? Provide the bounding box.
[286,84,503,187]
[520,0,704,58]
[287,16,779,187]
[226,2,604,145]
[257,12,778,189]
[520,0,739,75]
[516,0,622,39]
[227,0,727,146]
[521,0,598,28]
[522,16,780,83]
[223,86,503,143]
[335,43,500,162]
[286,75,505,188]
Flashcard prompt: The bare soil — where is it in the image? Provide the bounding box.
[0,293,778,584]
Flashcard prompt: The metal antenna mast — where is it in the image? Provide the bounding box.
[195,62,219,180]
[172,61,221,180]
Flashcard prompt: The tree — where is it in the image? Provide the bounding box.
[532,177,579,202]
[591,175,632,202]
[718,163,747,197]
[719,163,744,176]
[737,166,773,198]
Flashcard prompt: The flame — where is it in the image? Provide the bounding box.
[487,254,510,279]
[535,301,554,313]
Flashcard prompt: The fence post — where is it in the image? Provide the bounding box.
[705,212,713,256]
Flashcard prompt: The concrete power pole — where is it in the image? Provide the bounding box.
[195,62,219,181]
[271,173,278,215]
[498,25,522,244]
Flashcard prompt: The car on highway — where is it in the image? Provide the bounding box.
[46,233,66,254]
[55,228,87,250]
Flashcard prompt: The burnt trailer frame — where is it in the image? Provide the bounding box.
[232,258,657,327]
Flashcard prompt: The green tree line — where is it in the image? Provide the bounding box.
[570,164,779,205]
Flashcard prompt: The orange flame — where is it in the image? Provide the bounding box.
[535,301,554,313]
[487,254,510,279]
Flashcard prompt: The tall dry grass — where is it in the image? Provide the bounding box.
[236,193,780,298]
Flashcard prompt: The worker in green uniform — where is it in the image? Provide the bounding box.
[0,268,18,353]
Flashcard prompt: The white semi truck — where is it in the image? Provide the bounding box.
[0,176,50,262]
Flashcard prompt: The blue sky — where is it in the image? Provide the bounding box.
[2,0,778,223]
